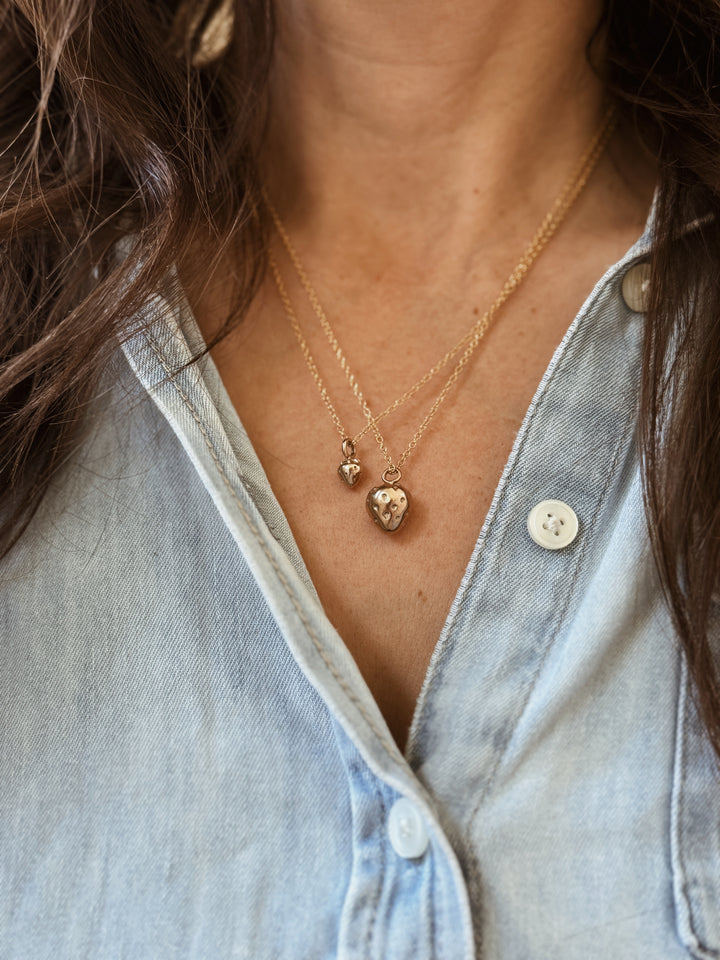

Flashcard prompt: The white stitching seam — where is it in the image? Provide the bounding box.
[143,330,399,761]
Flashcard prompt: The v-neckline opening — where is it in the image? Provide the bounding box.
[167,218,653,764]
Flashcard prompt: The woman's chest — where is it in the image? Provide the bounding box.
[193,211,659,747]
[207,288,575,747]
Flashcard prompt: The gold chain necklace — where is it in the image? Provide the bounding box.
[266,108,615,534]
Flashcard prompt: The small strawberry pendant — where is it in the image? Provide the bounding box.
[337,438,361,487]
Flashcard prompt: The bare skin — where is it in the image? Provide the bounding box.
[186,0,656,751]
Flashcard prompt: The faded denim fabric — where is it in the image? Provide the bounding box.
[1,213,719,960]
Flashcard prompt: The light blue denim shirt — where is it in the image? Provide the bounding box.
[1,212,719,960]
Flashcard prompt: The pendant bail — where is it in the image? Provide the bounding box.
[342,438,356,459]
[381,466,402,485]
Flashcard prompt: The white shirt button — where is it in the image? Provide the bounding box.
[387,798,429,859]
[621,262,651,312]
[527,499,579,550]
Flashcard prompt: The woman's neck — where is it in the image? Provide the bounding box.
[263,0,609,270]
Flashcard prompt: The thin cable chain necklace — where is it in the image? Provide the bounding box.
[266,108,615,533]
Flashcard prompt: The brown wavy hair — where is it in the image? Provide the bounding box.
[1,0,720,759]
